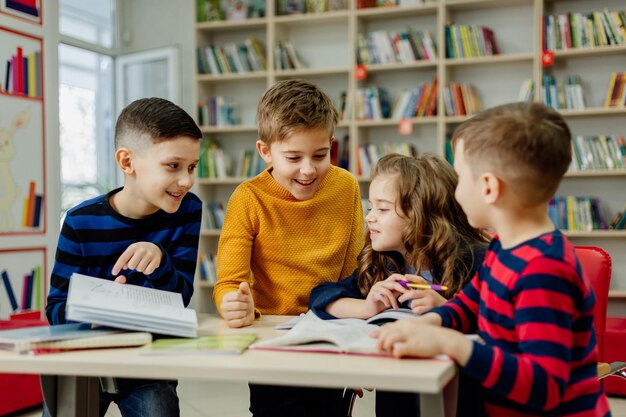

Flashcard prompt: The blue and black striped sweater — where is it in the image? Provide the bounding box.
[46,188,202,325]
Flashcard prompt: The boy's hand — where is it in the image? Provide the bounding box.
[363,273,408,316]
[221,282,255,328]
[371,318,472,364]
[112,242,162,277]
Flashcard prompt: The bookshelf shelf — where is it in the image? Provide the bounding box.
[275,67,350,77]
[0,91,43,102]
[193,0,626,312]
[356,117,437,127]
[553,44,626,59]
[274,10,350,24]
[445,53,534,66]
[197,72,268,82]
[609,290,626,299]
[196,18,268,32]
[565,170,626,179]
[563,231,626,238]
[200,229,222,237]
[365,61,438,72]
[558,107,626,117]
[355,4,438,19]
[196,177,249,185]
[200,125,258,133]
[444,0,534,11]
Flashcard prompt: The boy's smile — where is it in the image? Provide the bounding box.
[257,128,332,201]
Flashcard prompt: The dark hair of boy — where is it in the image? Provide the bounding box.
[452,102,571,206]
[115,97,203,149]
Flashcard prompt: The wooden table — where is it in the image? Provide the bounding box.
[0,315,458,417]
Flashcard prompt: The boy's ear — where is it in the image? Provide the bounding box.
[256,140,272,164]
[115,147,134,174]
[481,172,501,205]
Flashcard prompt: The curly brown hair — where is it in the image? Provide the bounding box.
[357,153,487,299]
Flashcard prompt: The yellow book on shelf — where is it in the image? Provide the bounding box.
[567,195,577,231]
[605,72,617,107]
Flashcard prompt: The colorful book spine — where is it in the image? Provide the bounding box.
[1,270,18,311]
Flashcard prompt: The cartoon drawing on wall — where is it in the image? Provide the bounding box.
[0,247,46,318]
[0,108,29,229]
[0,27,45,234]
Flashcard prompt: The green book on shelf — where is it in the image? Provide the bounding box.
[140,334,257,355]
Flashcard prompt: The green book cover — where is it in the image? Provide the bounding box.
[141,334,257,355]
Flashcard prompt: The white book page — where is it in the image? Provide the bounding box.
[254,311,379,353]
[69,273,183,310]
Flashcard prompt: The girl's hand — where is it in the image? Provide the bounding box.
[363,273,408,316]
[398,274,447,314]
[399,289,447,314]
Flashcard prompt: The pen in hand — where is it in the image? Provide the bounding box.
[398,281,448,292]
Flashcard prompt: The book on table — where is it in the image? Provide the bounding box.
[252,311,397,356]
[276,308,417,330]
[0,322,151,354]
[66,273,198,338]
[140,334,257,355]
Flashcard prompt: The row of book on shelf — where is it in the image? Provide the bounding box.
[570,135,626,172]
[356,142,418,177]
[277,0,347,15]
[541,75,585,111]
[198,141,267,179]
[1,266,42,314]
[196,37,267,75]
[391,78,437,119]
[197,96,238,127]
[445,24,499,59]
[549,196,608,232]
[443,82,482,117]
[203,201,225,230]
[355,29,437,66]
[544,8,626,51]
[357,0,433,9]
[199,252,218,285]
[196,0,267,22]
[274,40,305,70]
[2,45,42,98]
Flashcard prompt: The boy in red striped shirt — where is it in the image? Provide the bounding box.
[374,102,611,417]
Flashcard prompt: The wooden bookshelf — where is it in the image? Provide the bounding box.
[193,0,626,312]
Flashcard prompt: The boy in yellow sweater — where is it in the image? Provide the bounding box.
[213,79,364,416]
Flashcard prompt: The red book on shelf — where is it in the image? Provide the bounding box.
[16,46,23,94]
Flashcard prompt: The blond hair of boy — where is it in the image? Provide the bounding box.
[374,102,611,416]
[214,79,364,328]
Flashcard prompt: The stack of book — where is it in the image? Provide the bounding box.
[0,323,151,355]
[543,8,626,51]
[604,72,626,108]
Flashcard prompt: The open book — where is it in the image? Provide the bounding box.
[66,273,198,338]
[276,308,417,330]
[140,334,257,356]
[0,322,150,353]
[252,311,384,355]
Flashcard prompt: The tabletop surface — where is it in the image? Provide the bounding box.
[0,314,456,394]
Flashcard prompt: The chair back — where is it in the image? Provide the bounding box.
[574,246,612,361]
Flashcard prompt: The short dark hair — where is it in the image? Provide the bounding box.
[256,79,338,146]
[452,102,571,205]
[114,97,202,149]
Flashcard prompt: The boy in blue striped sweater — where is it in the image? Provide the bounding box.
[45,97,203,417]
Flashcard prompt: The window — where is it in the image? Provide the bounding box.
[58,0,116,213]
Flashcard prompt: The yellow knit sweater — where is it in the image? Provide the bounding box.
[213,165,364,316]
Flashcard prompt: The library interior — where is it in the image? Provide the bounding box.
[0,0,626,416]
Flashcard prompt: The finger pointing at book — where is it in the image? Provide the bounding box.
[221,282,255,328]
[112,242,162,276]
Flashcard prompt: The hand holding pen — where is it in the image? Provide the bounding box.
[398,274,448,314]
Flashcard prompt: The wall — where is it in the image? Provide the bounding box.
[119,0,195,116]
